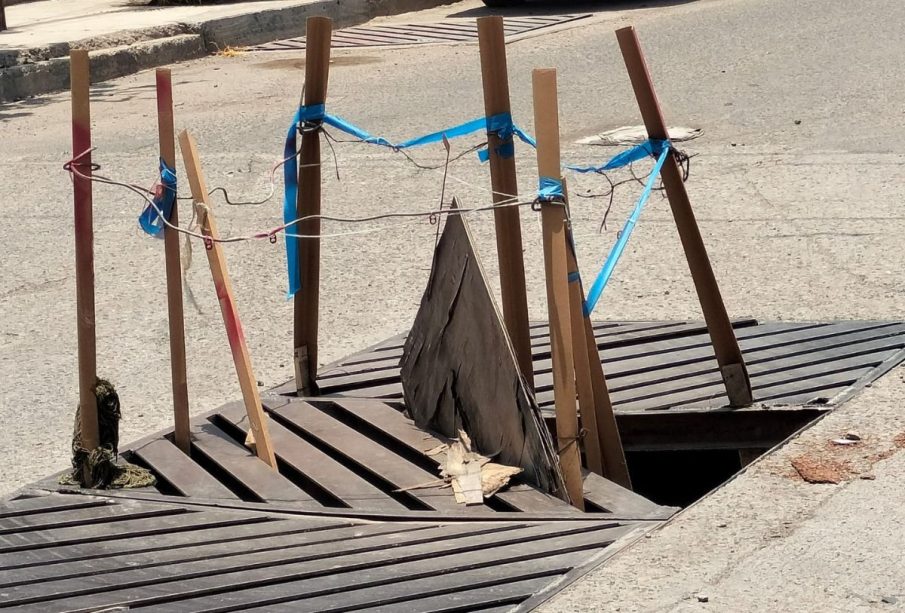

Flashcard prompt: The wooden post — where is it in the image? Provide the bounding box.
[155,69,191,455]
[293,16,332,395]
[0,0,7,32]
[178,130,277,469]
[532,68,584,510]
[561,181,603,476]
[70,50,99,463]
[564,218,632,488]
[615,26,753,407]
[476,16,534,389]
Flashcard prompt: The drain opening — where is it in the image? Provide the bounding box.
[623,415,823,508]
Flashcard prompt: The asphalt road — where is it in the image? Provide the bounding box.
[1,0,904,524]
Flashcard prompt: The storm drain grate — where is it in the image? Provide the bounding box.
[251,14,591,51]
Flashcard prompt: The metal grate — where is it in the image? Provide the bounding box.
[252,14,591,51]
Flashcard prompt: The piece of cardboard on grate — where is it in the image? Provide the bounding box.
[400,203,567,499]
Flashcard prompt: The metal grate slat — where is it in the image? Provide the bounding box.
[251,14,592,52]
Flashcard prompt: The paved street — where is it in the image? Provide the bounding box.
[1,0,905,608]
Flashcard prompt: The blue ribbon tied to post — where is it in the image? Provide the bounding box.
[281,104,535,298]
[138,158,178,237]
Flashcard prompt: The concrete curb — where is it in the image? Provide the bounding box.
[0,0,458,102]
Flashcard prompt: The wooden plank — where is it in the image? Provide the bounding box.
[0,506,204,554]
[320,321,904,412]
[217,403,408,512]
[316,320,767,395]
[532,322,899,406]
[616,26,753,407]
[599,323,834,393]
[0,518,356,588]
[321,322,663,370]
[0,512,275,569]
[0,494,110,519]
[0,501,186,535]
[529,319,759,357]
[346,577,562,613]
[607,333,905,406]
[259,553,585,613]
[16,522,534,611]
[399,208,566,498]
[69,49,99,456]
[294,16,332,393]
[477,15,534,387]
[615,352,888,412]
[156,68,191,455]
[581,471,673,518]
[46,522,620,613]
[178,129,277,468]
[533,67,583,510]
[327,399,579,514]
[131,437,239,500]
[0,523,426,606]
[189,422,319,506]
[270,400,471,512]
[535,322,820,379]
[199,523,636,612]
[756,365,876,403]
[598,322,897,389]
[330,320,746,370]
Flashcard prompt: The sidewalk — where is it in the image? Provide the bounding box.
[541,365,905,612]
[0,0,457,101]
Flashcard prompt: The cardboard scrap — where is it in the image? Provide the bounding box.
[400,207,565,498]
[436,431,522,505]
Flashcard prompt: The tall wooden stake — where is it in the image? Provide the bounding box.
[178,130,277,469]
[293,16,332,395]
[615,26,753,407]
[564,216,632,488]
[532,68,584,510]
[70,50,99,463]
[156,69,191,455]
[477,16,533,389]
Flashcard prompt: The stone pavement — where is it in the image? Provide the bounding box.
[0,0,455,101]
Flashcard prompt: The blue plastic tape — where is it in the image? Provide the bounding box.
[566,139,670,174]
[283,107,303,298]
[537,176,564,201]
[138,158,177,237]
[290,104,536,155]
[583,142,672,313]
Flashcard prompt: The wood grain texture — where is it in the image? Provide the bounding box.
[69,49,99,453]
[533,67,583,509]
[294,16,332,392]
[477,15,533,387]
[156,68,191,455]
[615,26,752,407]
[178,130,277,468]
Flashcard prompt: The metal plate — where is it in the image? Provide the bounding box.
[252,14,592,51]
